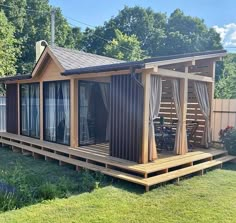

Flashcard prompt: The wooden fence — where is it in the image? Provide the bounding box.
[212,99,236,142]
[0,96,6,132]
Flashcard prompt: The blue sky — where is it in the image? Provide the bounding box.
[49,0,236,50]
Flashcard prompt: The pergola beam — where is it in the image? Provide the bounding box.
[152,68,213,82]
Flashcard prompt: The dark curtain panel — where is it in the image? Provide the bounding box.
[6,84,18,134]
[110,74,144,163]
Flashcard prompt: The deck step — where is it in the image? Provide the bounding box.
[142,150,228,174]
[144,155,236,186]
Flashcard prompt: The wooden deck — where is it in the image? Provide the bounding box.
[0,132,235,191]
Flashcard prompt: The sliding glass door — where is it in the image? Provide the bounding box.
[20,83,40,138]
[79,81,109,146]
[44,81,70,145]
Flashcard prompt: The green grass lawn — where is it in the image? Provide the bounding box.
[0,147,236,223]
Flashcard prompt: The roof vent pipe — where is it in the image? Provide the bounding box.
[36,40,48,62]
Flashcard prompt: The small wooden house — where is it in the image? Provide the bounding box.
[0,44,234,191]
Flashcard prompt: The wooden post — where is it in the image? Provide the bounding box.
[40,82,44,141]
[141,71,151,164]
[180,77,188,153]
[208,61,216,142]
[70,78,78,148]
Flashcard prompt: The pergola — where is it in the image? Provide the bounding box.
[140,51,225,164]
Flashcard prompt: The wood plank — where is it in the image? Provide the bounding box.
[136,151,226,173]
[145,156,235,186]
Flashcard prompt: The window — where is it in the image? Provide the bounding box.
[44,81,70,145]
[20,83,40,138]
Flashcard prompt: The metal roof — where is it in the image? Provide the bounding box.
[49,46,124,70]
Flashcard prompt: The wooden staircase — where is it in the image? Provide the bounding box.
[0,132,235,192]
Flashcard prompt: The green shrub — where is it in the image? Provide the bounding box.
[0,192,17,212]
[79,170,97,192]
[221,127,236,155]
[37,183,59,200]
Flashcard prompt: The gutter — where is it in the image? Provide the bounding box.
[61,61,145,76]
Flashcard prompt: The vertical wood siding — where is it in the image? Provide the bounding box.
[212,99,236,141]
[0,96,6,132]
[6,84,18,134]
[110,74,143,163]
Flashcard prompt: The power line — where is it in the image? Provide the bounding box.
[67,18,138,54]
[0,3,136,53]
[66,16,97,29]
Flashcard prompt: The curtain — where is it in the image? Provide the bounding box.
[149,75,162,161]
[194,81,211,148]
[21,84,40,138]
[99,83,110,141]
[35,84,40,138]
[80,83,91,145]
[21,85,30,136]
[62,82,70,144]
[171,79,188,155]
[30,85,36,137]
[30,84,40,138]
[47,83,56,141]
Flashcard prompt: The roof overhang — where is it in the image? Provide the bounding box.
[62,50,227,76]
[0,74,32,83]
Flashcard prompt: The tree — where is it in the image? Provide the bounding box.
[0,0,82,73]
[81,7,222,58]
[215,54,236,99]
[81,6,167,57]
[164,9,222,55]
[0,10,20,76]
[104,29,144,61]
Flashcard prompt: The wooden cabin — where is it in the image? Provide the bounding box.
[0,44,234,191]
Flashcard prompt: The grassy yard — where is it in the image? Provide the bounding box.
[0,147,109,211]
[0,147,236,223]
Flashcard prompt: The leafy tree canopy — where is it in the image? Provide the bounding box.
[104,29,144,61]
[215,54,236,99]
[0,10,20,76]
[0,0,82,73]
[82,7,222,57]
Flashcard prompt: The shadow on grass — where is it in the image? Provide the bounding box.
[222,162,236,171]
[0,146,116,212]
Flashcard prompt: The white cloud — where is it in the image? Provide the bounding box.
[213,23,236,50]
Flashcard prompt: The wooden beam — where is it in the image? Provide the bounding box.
[180,78,188,154]
[145,52,226,67]
[208,61,216,140]
[70,78,78,147]
[141,71,151,164]
[153,68,213,82]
